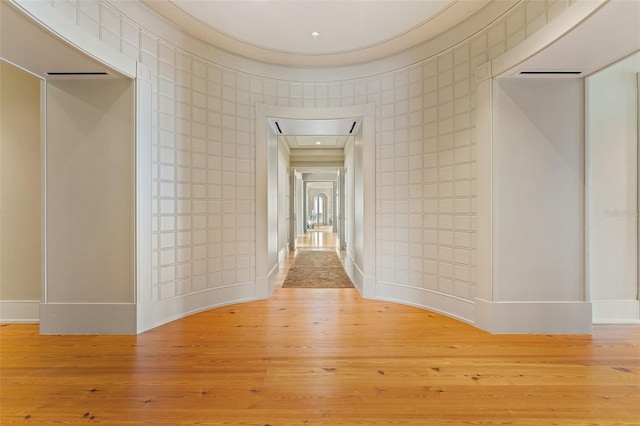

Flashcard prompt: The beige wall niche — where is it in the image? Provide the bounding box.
[45,78,133,304]
[0,60,42,304]
[40,76,135,334]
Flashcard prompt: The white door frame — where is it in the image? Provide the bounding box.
[255,103,376,298]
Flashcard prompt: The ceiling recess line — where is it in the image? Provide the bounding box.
[46,72,109,75]
[518,71,582,75]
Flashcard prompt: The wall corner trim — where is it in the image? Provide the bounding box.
[474,298,593,334]
[39,303,137,334]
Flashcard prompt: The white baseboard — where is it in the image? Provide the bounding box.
[474,298,593,334]
[268,260,281,295]
[40,303,137,334]
[278,246,288,264]
[592,299,640,324]
[0,300,40,322]
[343,253,364,293]
[376,282,475,325]
[137,282,256,333]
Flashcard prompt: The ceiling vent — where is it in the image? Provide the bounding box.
[46,72,108,76]
[518,71,582,75]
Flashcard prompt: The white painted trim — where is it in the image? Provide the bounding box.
[343,252,364,294]
[41,79,48,304]
[278,247,288,265]
[637,71,640,303]
[278,244,289,263]
[361,103,376,300]
[592,300,640,324]
[0,300,40,323]
[376,282,475,326]
[40,303,137,334]
[584,71,592,304]
[255,103,270,300]
[475,62,493,303]
[11,0,136,78]
[136,283,255,333]
[475,298,593,334]
[268,259,281,296]
[255,276,269,300]
[135,63,154,311]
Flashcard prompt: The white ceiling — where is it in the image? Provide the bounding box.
[273,118,360,135]
[284,135,352,149]
[170,0,453,55]
[270,118,359,149]
[140,0,491,67]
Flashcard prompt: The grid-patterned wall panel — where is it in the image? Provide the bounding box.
[47,0,570,304]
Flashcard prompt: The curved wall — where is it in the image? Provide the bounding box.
[11,0,588,331]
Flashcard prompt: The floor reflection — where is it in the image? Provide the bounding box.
[295,226,339,249]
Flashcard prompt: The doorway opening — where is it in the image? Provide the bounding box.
[296,174,340,250]
[275,117,351,253]
[255,103,376,298]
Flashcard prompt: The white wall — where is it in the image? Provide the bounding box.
[0,61,42,322]
[342,138,361,291]
[353,125,365,269]
[267,124,279,276]
[344,140,354,258]
[296,173,304,237]
[277,138,290,259]
[42,78,135,333]
[478,77,591,333]
[493,78,584,301]
[8,0,592,332]
[587,52,639,323]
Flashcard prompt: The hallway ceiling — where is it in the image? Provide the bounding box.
[270,118,359,149]
[139,0,491,67]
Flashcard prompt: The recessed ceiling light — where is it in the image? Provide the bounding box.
[311,31,320,40]
[315,141,322,145]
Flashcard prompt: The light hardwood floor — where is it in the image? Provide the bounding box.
[295,226,339,249]
[1,234,638,424]
[1,284,639,424]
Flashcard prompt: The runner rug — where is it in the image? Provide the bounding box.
[282,251,355,288]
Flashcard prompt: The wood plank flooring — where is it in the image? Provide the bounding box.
[1,287,639,424]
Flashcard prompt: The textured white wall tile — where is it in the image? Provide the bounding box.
[39,0,561,304]
[100,27,121,53]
